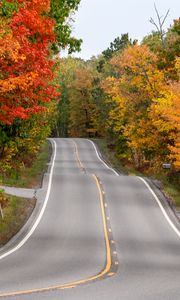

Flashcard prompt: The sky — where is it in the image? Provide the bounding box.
[65,0,180,60]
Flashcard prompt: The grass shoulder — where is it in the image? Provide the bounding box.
[0,195,35,247]
[93,139,180,209]
[0,141,51,247]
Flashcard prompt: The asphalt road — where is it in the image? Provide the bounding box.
[0,138,179,300]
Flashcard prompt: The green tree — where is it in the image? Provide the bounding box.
[68,66,97,137]
[49,0,82,54]
[143,12,180,79]
[55,57,106,138]
[54,57,81,137]
[97,33,134,77]
[102,33,134,60]
[142,31,162,52]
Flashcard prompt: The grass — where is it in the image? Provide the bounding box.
[0,195,36,247]
[93,138,180,209]
[0,141,51,246]
[0,141,51,188]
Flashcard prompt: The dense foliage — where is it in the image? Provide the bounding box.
[56,18,180,173]
[0,0,81,178]
[0,1,179,179]
[49,0,82,54]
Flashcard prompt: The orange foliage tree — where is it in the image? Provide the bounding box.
[0,0,59,174]
[0,0,58,125]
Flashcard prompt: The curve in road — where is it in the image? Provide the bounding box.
[0,138,118,297]
[0,138,179,300]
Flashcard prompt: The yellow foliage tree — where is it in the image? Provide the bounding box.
[151,58,180,170]
[102,44,174,170]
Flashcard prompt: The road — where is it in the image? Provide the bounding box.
[0,138,179,300]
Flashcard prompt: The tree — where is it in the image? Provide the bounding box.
[102,33,133,60]
[149,4,170,48]
[0,0,59,174]
[68,66,97,137]
[163,18,180,78]
[49,0,82,54]
[143,11,180,79]
[0,0,58,124]
[102,44,171,169]
[150,58,180,170]
[53,57,77,137]
[142,31,162,53]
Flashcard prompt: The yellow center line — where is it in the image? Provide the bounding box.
[0,143,114,298]
[72,140,85,171]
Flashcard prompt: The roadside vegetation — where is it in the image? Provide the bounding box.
[0,0,82,247]
[1,2,179,193]
[54,11,179,208]
[55,22,180,175]
[0,194,35,247]
[0,141,50,247]
[0,1,179,244]
[0,0,81,180]
[0,141,50,188]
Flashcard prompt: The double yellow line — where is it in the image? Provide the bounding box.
[72,140,85,172]
[0,140,116,298]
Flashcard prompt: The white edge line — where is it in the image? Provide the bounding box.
[0,139,57,260]
[87,140,119,176]
[88,139,179,238]
[138,177,180,238]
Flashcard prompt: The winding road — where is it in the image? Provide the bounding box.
[0,138,180,300]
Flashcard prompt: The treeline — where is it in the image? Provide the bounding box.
[56,20,180,173]
[0,2,179,177]
[0,0,81,178]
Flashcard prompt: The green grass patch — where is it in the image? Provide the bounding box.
[0,195,35,247]
[93,138,180,209]
[0,141,51,188]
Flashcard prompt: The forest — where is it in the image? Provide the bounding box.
[0,1,179,194]
[56,22,180,176]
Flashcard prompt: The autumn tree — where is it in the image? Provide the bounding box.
[150,58,180,170]
[0,0,59,174]
[68,65,98,137]
[102,44,173,169]
[0,0,58,123]
[55,57,107,138]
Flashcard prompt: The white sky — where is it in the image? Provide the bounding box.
[67,0,180,60]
